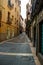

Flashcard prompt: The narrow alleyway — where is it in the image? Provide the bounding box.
[0,32,41,65]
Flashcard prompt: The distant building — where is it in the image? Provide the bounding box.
[26,2,32,37]
[26,3,31,20]
[0,0,21,42]
[20,15,26,32]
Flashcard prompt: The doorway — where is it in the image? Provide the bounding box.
[33,26,36,47]
[39,20,43,55]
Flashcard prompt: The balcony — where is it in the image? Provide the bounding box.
[8,0,14,9]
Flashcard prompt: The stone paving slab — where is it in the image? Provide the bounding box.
[0,43,32,53]
[8,33,30,43]
[0,32,36,65]
[0,55,36,65]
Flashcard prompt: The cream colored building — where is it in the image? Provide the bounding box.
[0,0,21,42]
[26,3,31,20]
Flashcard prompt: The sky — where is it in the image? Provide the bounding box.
[21,0,31,19]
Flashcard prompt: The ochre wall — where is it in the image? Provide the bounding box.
[0,0,20,42]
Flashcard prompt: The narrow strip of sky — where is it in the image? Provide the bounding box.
[21,0,31,19]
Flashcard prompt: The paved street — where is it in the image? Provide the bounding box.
[0,32,36,65]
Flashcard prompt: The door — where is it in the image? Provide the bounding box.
[39,21,43,55]
[33,26,36,47]
[41,23,43,54]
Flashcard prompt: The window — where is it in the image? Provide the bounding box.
[8,0,11,6]
[8,0,14,8]
[15,22,16,24]
[0,22,1,27]
[8,12,10,21]
[0,10,2,21]
[15,8,16,12]
[7,12,12,24]
[15,18,16,20]
[0,11,2,27]
[15,18,16,24]
[12,16,14,20]
[17,20,18,25]
[17,20,18,22]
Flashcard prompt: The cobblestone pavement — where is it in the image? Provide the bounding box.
[0,32,36,65]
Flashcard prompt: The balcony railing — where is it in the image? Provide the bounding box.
[8,0,14,9]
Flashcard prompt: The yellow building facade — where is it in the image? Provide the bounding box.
[0,0,21,42]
